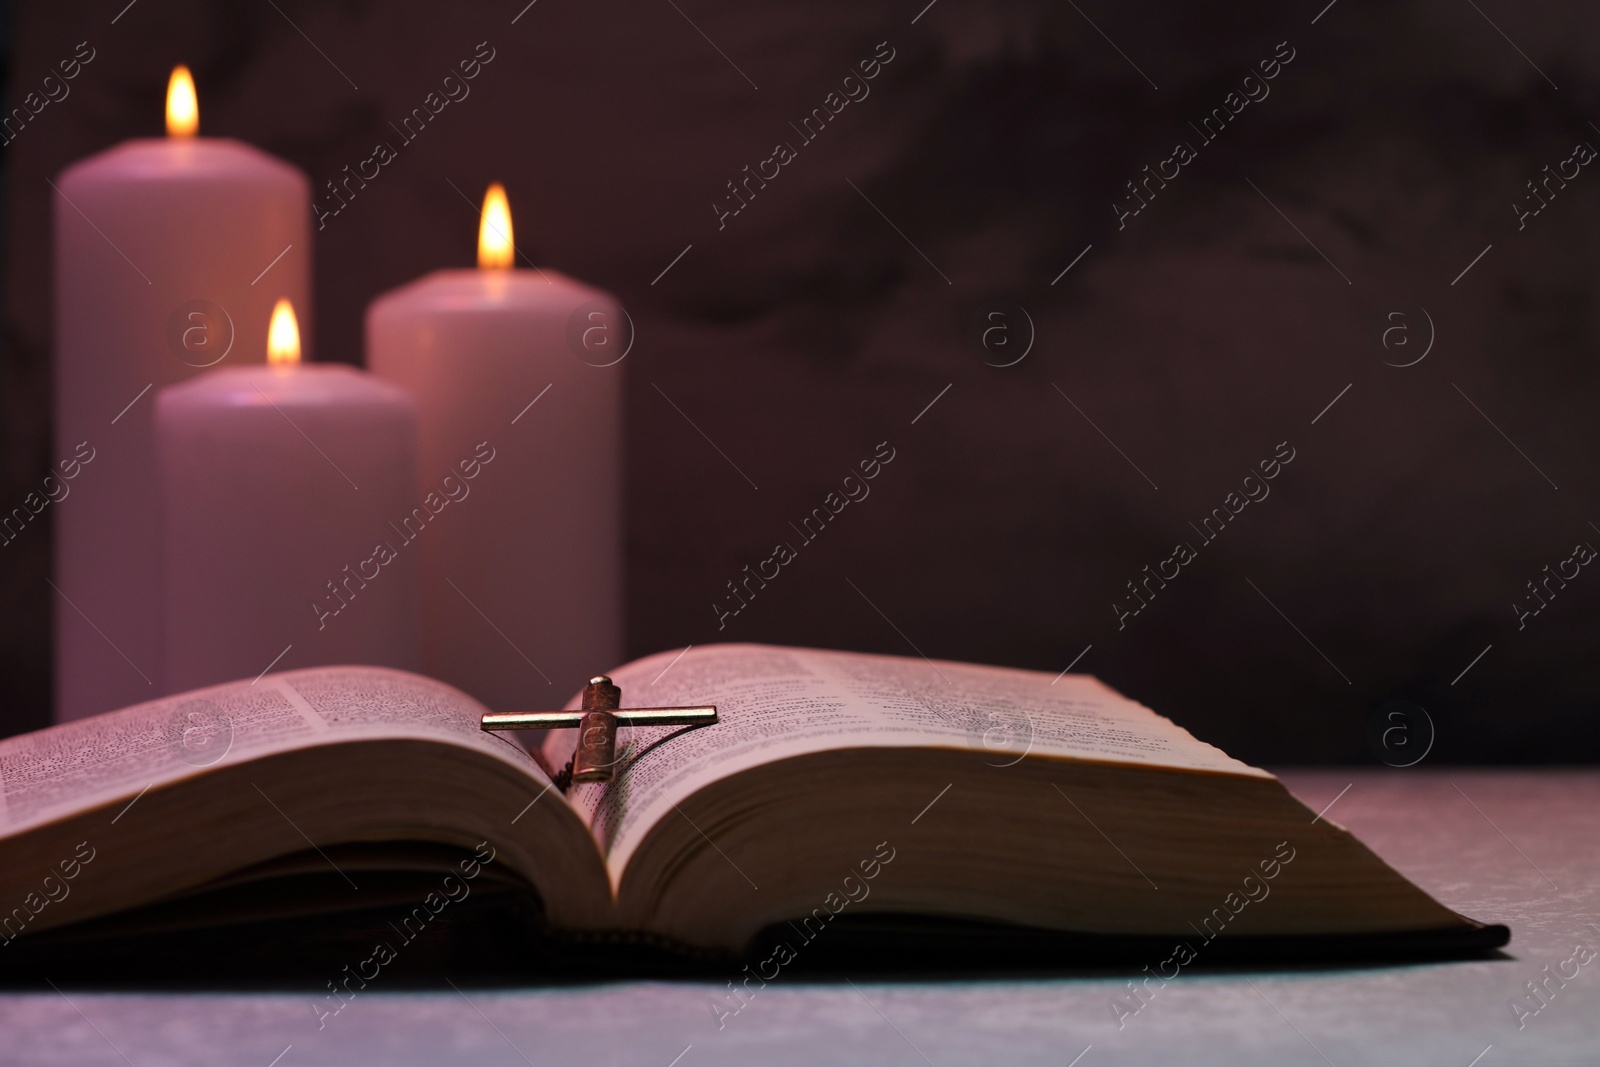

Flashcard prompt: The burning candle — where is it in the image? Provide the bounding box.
[53,66,311,719]
[156,301,421,692]
[367,184,624,708]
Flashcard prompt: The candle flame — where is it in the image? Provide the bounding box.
[166,66,199,138]
[267,299,300,365]
[478,183,514,270]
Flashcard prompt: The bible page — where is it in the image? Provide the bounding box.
[544,643,1269,885]
[0,666,543,837]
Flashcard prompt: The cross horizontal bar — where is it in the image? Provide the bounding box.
[481,706,718,731]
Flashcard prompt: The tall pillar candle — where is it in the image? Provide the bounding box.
[366,184,623,709]
[54,66,311,718]
[157,301,420,691]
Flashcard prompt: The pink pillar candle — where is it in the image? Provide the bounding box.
[53,67,310,718]
[156,304,419,692]
[366,185,623,709]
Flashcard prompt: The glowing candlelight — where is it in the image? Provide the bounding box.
[267,298,300,365]
[478,183,514,270]
[165,65,198,138]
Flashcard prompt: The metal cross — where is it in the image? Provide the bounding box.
[481,675,716,785]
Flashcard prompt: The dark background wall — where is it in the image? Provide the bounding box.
[3,0,1598,763]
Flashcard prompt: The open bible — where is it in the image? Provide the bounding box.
[0,644,1506,973]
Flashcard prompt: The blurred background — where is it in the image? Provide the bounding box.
[3,0,1597,761]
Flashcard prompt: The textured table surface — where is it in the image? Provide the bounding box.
[1,769,1596,1066]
